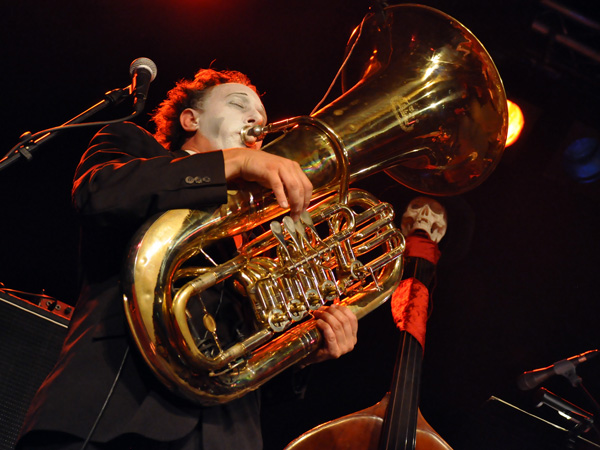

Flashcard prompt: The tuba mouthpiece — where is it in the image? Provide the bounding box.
[241,124,267,146]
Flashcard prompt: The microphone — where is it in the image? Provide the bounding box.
[129,57,157,114]
[517,349,599,390]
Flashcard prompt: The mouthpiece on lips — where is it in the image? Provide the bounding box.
[241,125,266,147]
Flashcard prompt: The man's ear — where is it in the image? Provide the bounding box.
[180,108,200,132]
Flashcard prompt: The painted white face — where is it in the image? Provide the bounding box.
[401,196,447,243]
[194,83,267,151]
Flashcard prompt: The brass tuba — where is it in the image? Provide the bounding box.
[122,4,507,405]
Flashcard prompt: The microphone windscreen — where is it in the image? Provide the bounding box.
[129,57,157,81]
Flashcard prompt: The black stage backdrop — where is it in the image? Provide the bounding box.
[1,1,599,449]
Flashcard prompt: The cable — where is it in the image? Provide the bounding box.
[79,344,130,450]
[310,13,367,116]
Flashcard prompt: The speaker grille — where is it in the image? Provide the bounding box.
[0,291,71,450]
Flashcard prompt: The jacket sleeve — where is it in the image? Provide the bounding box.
[72,122,228,227]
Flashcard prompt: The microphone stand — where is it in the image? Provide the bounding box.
[535,387,599,449]
[0,84,136,173]
[569,376,600,418]
[559,360,600,421]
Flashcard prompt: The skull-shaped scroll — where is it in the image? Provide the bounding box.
[400,197,447,243]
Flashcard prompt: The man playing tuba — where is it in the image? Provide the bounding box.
[17,68,358,450]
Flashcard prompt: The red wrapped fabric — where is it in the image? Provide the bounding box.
[391,277,429,350]
[404,234,441,265]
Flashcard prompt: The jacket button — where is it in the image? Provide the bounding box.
[185,176,211,184]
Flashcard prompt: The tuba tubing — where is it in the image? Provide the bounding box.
[122,3,508,405]
[124,190,405,404]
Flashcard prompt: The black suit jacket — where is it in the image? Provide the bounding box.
[18,122,262,449]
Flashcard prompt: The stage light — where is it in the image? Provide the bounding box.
[563,137,600,183]
[506,100,524,147]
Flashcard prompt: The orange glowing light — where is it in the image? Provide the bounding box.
[506,100,524,147]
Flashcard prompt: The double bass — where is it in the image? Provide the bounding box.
[286,228,453,450]
[285,334,453,449]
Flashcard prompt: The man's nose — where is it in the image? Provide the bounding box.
[246,110,265,125]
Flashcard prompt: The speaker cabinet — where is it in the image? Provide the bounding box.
[0,290,72,450]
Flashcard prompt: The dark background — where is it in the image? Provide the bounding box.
[1,1,599,448]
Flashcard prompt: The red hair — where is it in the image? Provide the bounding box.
[152,69,256,151]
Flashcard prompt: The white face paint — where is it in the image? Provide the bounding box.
[193,83,267,152]
[401,196,447,243]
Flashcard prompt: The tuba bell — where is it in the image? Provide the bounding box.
[122,4,508,405]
